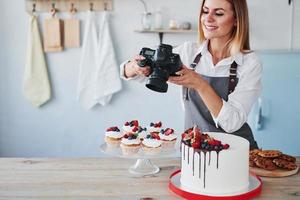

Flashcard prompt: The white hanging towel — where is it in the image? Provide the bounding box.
[77,11,98,109]
[77,11,122,109]
[95,12,122,106]
[23,14,51,107]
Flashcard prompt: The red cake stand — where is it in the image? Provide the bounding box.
[169,170,262,200]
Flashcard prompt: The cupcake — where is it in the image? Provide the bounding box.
[147,121,163,133]
[104,126,122,148]
[122,120,139,132]
[120,132,141,156]
[142,132,162,155]
[136,126,148,141]
[159,128,177,148]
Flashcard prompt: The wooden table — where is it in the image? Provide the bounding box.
[0,157,299,200]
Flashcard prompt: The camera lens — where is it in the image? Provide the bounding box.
[146,68,169,93]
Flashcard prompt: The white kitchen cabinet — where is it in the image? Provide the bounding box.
[247,0,293,50]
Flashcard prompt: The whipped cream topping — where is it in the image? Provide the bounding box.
[159,132,177,141]
[138,130,148,139]
[142,138,162,148]
[105,131,123,139]
[147,126,162,133]
[122,125,134,132]
[121,138,141,145]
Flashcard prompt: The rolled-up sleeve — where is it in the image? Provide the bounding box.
[213,54,263,133]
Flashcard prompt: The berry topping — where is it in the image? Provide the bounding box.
[182,126,230,151]
[106,126,120,132]
[132,126,139,132]
[164,128,174,136]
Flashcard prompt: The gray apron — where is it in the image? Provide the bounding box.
[183,54,258,150]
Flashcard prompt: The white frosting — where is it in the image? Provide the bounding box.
[138,130,148,139]
[122,125,133,132]
[147,126,162,132]
[142,138,162,148]
[121,138,141,145]
[180,132,250,195]
[159,132,177,141]
[105,131,123,139]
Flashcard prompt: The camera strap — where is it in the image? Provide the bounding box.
[184,53,238,100]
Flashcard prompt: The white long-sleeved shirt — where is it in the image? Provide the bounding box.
[120,40,262,133]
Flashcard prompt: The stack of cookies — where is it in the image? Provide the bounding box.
[250,149,298,171]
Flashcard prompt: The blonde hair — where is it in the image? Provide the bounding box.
[198,0,250,56]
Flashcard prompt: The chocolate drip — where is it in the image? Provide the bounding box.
[187,147,190,164]
[192,149,195,176]
[198,151,201,178]
[183,144,185,161]
[203,151,207,188]
[217,151,220,169]
[181,142,222,189]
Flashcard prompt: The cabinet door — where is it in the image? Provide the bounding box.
[248,54,300,155]
[292,0,300,49]
[247,0,292,50]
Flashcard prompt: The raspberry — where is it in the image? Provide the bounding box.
[125,122,130,126]
[223,144,230,149]
[132,120,139,127]
[132,126,138,132]
[157,121,162,127]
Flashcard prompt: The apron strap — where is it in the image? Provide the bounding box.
[228,61,238,94]
[184,53,238,100]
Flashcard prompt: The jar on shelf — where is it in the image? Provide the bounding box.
[141,12,152,30]
[153,9,163,30]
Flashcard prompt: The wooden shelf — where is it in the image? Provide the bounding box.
[135,29,197,44]
[25,0,113,13]
[135,29,197,34]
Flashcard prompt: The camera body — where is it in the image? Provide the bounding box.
[138,44,182,93]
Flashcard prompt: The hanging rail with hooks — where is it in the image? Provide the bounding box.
[25,0,113,13]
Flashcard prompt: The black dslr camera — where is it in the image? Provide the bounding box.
[137,44,182,93]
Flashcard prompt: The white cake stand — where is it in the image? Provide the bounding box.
[100,143,180,176]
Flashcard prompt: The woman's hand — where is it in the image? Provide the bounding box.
[168,65,205,91]
[124,55,151,78]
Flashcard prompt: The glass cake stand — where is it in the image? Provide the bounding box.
[100,143,180,176]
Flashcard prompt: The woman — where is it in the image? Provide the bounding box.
[121,0,261,149]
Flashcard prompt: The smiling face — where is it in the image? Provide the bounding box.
[200,0,236,42]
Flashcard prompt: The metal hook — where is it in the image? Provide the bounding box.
[70,3,77,14]
[90,2,94,11]
[51,3,57,17]
[32,3,36,13]
[104,2,108,11]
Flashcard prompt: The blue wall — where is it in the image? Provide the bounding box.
[249,52,300,155]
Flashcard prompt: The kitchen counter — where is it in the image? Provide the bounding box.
[0,157,299,199]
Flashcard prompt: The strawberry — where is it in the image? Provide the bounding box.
[181,133,186,139]
[191,141,200,149]
[125,122,130,126]
[164,128,174,136]
[151,132,160,140]
[223,144,230,149]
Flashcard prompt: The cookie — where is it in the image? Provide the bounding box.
[258,150,282,158]
[273,158,298,170]
[254,156,277,171]
[249,159,257,167]
[278,154,296,163]
[250,149,261,156]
